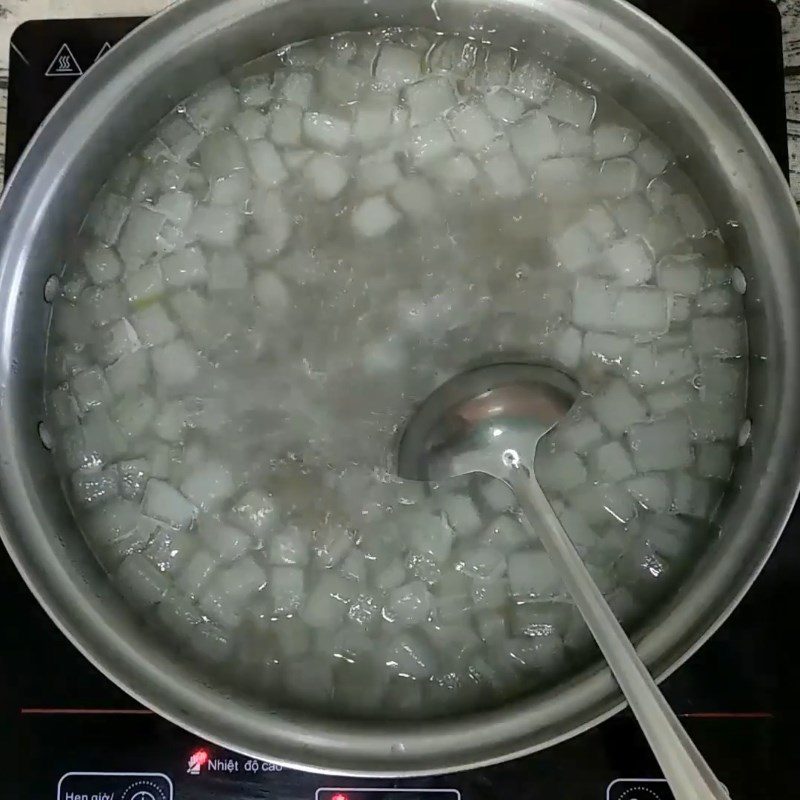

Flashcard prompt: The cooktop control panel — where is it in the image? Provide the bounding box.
[52,766,673,800]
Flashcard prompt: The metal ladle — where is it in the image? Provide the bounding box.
[397,362,728,800]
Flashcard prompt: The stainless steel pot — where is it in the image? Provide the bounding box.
[1,0,799,777]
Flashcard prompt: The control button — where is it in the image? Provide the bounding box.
[58,772,173,800]
[607,778,672,800]
[316,789,461,800]
[122,778,169,800]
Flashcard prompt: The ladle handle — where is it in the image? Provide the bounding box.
[506,464,730,800]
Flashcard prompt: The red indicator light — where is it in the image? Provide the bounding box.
[187,748,210,774]
[331,793,349,800]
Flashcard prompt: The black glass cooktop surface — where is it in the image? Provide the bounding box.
[1,2,795,798]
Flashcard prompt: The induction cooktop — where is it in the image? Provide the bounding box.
[1,2,796,797]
